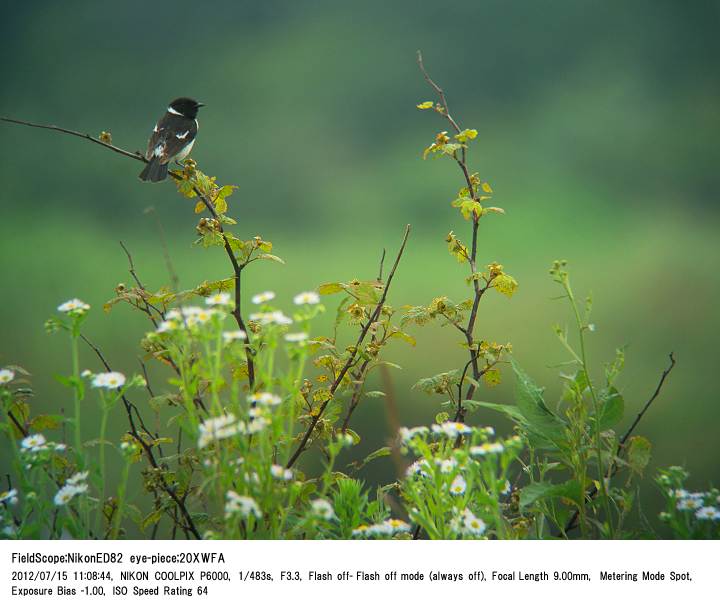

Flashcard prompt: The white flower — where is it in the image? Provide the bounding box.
[54,483,88,506]
[677,497,704,511]
[450,475,467,495]
[252,291,276,304]
[205,292,232,306]
[156,320,178,333]
[248,392,282,406]
[0,489,18,505]
[364,519,410,537]
[293,291,320,305]
[431,421,472,438]
[436,458,458,474]
[311,498,335,520]
[224,491,262,519]
[399,426,429,443]
[458,508,486,536]
[247,417,270,434]
[284,332,309,343]
[66,471,89,486]
[249,311,293,326]
[197,414,245,448]
[21,434,47,452]
[92,372,126,389]
[352,525,370,537]
[470,442,505,456]
[57,299,90,314]
[80,369,93,378]
[270,465,293,481]
[223,330,247,343]
[0,369,15,385]
[695,506,720,521]
[405,458,430,478]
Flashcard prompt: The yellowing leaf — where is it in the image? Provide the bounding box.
[318,282,345,295]
[493,273,518,298]
[483,368,501,387]
[451,197,482,220]
[481,182,493,193]
[214,198,228,214]
[194,200,206,214]
[455,128,478,143]
[416,101,434,109]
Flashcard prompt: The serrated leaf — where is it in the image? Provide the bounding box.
[319,282,345,295]
[627,436,652,475]
[494,273,518,298]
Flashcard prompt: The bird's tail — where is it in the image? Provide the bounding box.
[139,157,168,182]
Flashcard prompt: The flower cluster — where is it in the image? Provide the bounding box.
[20,434,65,454]
[197,412,270,449]
[225,491,262,519]
[91,371,126,389]
[352,519,411,538]
[450,508,487,537]
[54,471,89,506]
[57,298,90,315]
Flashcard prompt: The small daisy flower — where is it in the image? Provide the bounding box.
[21,434,47,452]
[224,492,262,519]
[205,292,233,306]
[252,291,276,304]
[0,369,15,385]
[436,458,458,474]
[385,518,411,534]
[450,475,467,495]
[270,464,293,481]
[695,506,720,521]
[0,489,18,505]
[284,332,309,343]
[197,414,245,449]
[352,525,370,538]
[405,458,430,478]
[248,392,282,406]
[223,330,247,343]
[80,369,93,378]
[399,426,429,443]
[250,310,293,326]
[293,291,320,305]
[311,498,335,520]
[677,497,704,511]
[92,372,126,389]
[53,483,88,507]
[470,442,505,456]
[66,471,89,486]
[461,509,487,536]
[57,298,90,314]
[431,421,472,438]
[673,489,689,499]
[156,320,179,333]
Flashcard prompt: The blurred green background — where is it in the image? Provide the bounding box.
[1,0,719,516]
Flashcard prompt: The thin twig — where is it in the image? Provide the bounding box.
[286,225,411,468]
[1,114,256,389]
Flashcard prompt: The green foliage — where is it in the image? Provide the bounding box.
[0,62,688,542]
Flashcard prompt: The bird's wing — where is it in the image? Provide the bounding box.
[145,115,197,163]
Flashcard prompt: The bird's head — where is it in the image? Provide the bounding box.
[168,97,205,119]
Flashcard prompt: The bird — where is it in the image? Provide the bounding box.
[139,97,204,182]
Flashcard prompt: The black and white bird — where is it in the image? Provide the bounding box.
[139,97,204,182]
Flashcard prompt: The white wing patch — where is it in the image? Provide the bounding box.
[153,124,159,133]
[176,131,190,139]
[153,144,165,158]
[167,106,182,115]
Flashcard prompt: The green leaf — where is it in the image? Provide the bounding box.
[627,436,652,475]
[596,391,624,431]
[348,447,391,471]
[520,480,584,510]
[364,391,386,399]
[511,358,566,446]
[256,253,285,264]
[319,282,345,295]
